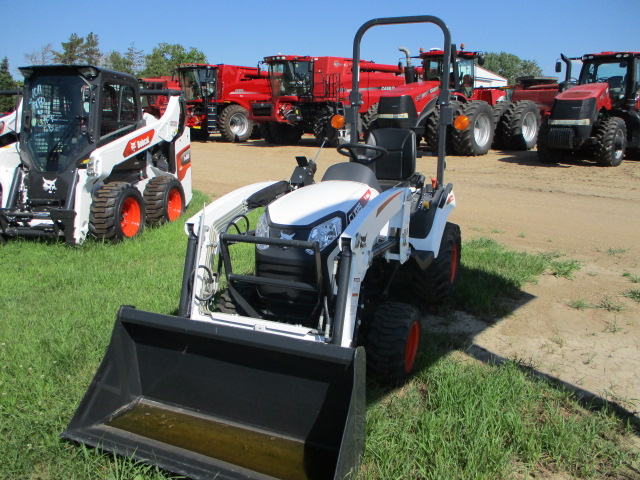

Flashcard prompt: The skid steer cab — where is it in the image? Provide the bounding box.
[63,15,461,480]
[0,65,192,245]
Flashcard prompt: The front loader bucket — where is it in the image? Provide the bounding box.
[62,306,365,480]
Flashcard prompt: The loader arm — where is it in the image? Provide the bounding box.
[333,187,412,347]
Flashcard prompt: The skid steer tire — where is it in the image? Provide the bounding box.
[418,222,461,302]
[90,182,146,241]
[366,302,422,382]
[594,117,626,167]
[451,100,494,156]
[219,104,253,142]
[143,176,185,224]
[498,100,541,151]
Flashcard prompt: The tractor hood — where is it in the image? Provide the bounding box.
[379,80,440,103]
[268,180,377,227]
[556,83,611,106]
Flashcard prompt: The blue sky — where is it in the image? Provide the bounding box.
[2,0,639,80]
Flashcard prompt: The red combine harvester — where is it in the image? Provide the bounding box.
[249,55,408,146]
[537,51,640,166]
[176,63,271,142]
[139,75,181,119]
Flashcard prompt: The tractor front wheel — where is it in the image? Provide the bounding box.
[366,302,422,382]
[594,117,626,167]
[90,182,146,241]
[218,104,253,142]
[536,120,565,164]
[451,100,495,156]
[144,176,185,224]
[499,100,541,150]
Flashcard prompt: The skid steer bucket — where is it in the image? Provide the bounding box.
[62,306,365,480]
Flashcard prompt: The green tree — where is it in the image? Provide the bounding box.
[53,33,103,65]
[104,43,145,75]
[0,57,18,113]
[53,33,85,64]
[483,52,543,85]
[140,43,206,77]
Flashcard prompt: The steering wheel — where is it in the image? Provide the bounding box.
[337,143,388,166]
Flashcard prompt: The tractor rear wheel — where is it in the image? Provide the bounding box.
[143,176,185,224]
[366,302,422,382]
[313,115,340,147]
[361,103,379,139]
[90,182,146,241]
[261,122,303,145]
[451,100,494,156]
[424,101,459,154]
[417,222,461,302]
[594,117,626,167]
[218,104,253,142]
[490,101,511,149]
[498,100,541,150]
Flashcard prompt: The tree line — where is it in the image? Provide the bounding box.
[1,32,543,113]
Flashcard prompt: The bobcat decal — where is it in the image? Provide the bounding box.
[42,178,57,194]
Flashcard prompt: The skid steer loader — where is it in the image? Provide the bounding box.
[63,15,462,480]
[0,65,192,245]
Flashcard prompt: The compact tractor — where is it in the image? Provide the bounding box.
[249,55,407,146]
[0,65,192,245]
[176,63,271,142]
[537,51,640,166]
[63,15,464,480]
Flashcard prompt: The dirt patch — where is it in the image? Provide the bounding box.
[189,137,640,417]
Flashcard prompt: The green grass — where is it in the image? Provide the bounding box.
[623,289,640,303]
[623,272,640,283]
[1,214,638,480]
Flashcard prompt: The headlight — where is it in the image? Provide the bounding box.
[255,212,270,250]
[549,119,591,126]
[306,217,342,254]
[86,157,101,177]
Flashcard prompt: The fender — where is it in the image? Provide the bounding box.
[416,96,439,128]
[409,185,456,257]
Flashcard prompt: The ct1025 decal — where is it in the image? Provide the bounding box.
[346,189,371,224]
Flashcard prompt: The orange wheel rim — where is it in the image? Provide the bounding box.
[166,188,183,222]
[404,321,420,374]
[121,197,142,237]
[450,241,459,284]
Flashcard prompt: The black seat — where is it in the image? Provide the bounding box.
[321,162,381,192]
[365,128,417,188]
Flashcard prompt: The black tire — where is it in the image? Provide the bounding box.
[259,122,275,143]
[366,302,422,381]
[416,222,462,303]
[361,103,379,139]
[218,104,253,142]
[143,176,185,224]
[498,100,541,150]
[90,182,146,241]
[536,120,565,164]
[216,283,257,316]
[190,127,209,141]
[451,100,495,156]
[594,117,626,167]
[313,115,340,147]
[424,101,459,154]
[490,101,511,149]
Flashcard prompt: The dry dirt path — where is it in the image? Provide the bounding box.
[189,136,640,418]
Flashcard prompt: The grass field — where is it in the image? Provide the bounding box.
[0,193,638,479]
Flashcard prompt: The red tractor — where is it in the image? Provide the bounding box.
[367,46,543,155]
[537,51,640,166]
[249,55,407,146]
[176,63,271,142]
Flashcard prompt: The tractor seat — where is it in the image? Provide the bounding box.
[321,162,381,192]
[365,128,417,190]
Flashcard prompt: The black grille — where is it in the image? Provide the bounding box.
[551,98,596,121]
[251,103,273,117]
[548,127,574,148]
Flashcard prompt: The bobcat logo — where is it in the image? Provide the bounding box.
[42,178,57,194]
[279,231,295,240]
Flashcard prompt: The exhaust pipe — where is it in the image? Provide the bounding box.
[62,306,365,480]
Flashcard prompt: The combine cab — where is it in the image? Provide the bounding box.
[176,63,271,142]
[537,51,640,166]
[63,15,463,480]
[0,65,192,245]
[250,55,407,146]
